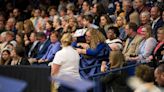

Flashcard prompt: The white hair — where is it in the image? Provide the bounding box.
[140,11,150,18]
[1,32,6,38]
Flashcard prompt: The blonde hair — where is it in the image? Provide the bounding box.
[24,19,35,32]
[142,24,152,39]
[87,28,106,49]
[116,16,127,27]
[129,11,140,26]
[140,11,150,19]
[68,17,78,32]
[61,33,73,47]
[16,21,24,31]
[109,51,124,69]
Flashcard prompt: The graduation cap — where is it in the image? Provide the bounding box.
[51,74,95,92]
[0,75,27,92]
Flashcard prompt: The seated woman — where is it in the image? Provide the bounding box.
[129,25,157,64]
[0,49,12,65]
[99,14,113,37]
[148,27,164,67]
[105,26,123,51]
[101,51,130,92]
[115,16,127,41]
[10,45,30,65]
[76,28,110,79]
[101,51,124,72]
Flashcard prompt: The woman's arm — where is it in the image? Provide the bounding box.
[51,64,61,76]
[76,43,105,55]
[86,43,105,56]
[101,61,107,72]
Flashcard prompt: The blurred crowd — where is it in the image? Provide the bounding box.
[0,0,164,92]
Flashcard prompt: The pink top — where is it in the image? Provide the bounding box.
[137,26,143,35]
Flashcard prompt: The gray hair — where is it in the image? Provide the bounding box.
[1,32,6,38]
[140,11,150,18]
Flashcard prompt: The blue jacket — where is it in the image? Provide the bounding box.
[35,39,51,59]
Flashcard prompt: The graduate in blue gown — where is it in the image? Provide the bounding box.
[76,28,111,79]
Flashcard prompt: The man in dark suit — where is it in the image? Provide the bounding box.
[151,6,164,39]
[35,32,51,59]
[27,32,40,58]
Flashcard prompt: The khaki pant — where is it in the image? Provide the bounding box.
[51,82,57,92]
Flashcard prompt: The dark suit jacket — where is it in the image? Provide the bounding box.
[153,43,164,66]
[28,41,40,58]
[152,18,164,39]
[35,39,51,59]
[16,57,30,65]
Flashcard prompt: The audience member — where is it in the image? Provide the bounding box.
[101,50,124,72]
[10,45,30,65]
[137,11,151,34]
[148,27,164,66]
[115,16,127,41]
[122,22,143,61]
[82,1,91,15]
[134,0,150,14]
[129,11,140,26]
[44,20,54,38]
[151,6,164,39]
[38,31,61,64]
[99,14,113,34]
[5,31,17,47]
[154,64,164,87]
[83,15,98,29]
[101,50,130,92]
[16,32,25,47]
[129,25,157,65]
[0,49,11,65]
[105,26,123,51]
[27,32,39,58]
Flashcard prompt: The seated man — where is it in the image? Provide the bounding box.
[122,22,143,61]
[38,31,61,64]
[27,32,40,58]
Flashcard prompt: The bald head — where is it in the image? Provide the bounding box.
[151,6,161,20]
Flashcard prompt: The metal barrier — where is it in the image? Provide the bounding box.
[79,64,101,71]
[89,63,139,78]
[80,62,139,92]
